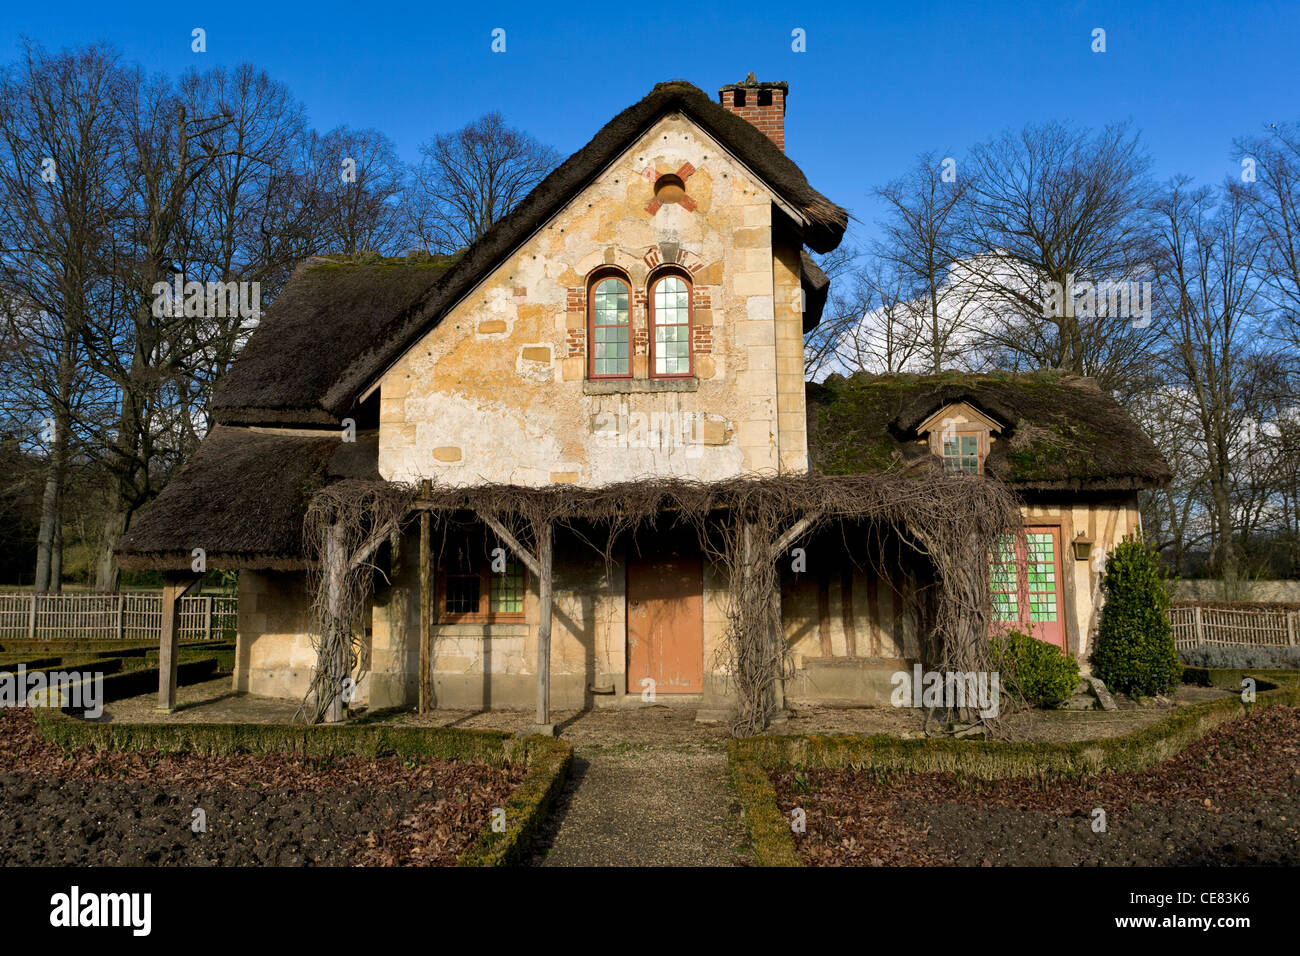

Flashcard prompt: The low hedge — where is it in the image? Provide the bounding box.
[33,706,572,867]
[729,669,1299,867]
[457,737,573,867]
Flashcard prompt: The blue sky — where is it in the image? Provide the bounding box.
[3,0,1297,248]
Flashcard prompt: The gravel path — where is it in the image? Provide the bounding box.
[528,743,750,867]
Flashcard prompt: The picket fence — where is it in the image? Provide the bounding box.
[1170,604,1299,650]
[0,592,236,642]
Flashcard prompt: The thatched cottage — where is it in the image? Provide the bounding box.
[116,77,1169,728]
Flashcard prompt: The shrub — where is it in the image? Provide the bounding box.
[1092,537,1182,697]
[993,629,1079,707]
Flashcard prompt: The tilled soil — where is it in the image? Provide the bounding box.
[772,706,1300,866]
[0,710,524,866]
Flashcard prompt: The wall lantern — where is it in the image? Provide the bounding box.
[1071,534,1094,561]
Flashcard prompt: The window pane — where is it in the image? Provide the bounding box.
[445,576,479,615]
[652,275,690,376]
[489,558,525,614]
[591,278,629,376]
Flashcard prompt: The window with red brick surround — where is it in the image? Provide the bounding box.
[648,266,694,378]
[587,269,631,379]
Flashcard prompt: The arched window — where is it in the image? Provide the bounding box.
[588,272,630,378]
[649,271,692,378]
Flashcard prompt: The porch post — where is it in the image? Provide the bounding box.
[157,570,201,711]
[419,510,431,714]
[535,521,554,728]
[323,522,348,723]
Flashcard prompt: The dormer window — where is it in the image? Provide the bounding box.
[918,402,1002,477]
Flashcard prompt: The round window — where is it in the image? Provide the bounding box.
[653,174,686,204]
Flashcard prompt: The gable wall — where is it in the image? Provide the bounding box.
[377,114,809,486]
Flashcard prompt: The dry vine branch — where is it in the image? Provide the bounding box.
[403,467,1022,736]
[300,479,417,723]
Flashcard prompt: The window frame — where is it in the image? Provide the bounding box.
[587,269,633,380]
[940,429,985,475]
[436,538,527,624]
[647,267,695,380]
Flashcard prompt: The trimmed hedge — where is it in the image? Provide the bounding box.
[1092,539,1182,697]
[727,748,801,867]
[32,704,572,867]
[992,629,1080,707]
[729,669,1299,867]
[457,737,573,867]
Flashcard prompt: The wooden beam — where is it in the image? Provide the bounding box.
[535,521,554,726]
[419,511,431,714]
[769,513,820,561]
[157,571,201,711]
[840,566,858,658]
[817,570,832,658]
[323,523,348,723]
[479,513,542,578]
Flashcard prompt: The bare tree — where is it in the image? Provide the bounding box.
[0,41,125,591]
[1234,122,1300,351]
[958,121,1158,388]
[307,126,409,256]
[407,111,559,253]
[874,153,977,372]
[1151,178,1268,596]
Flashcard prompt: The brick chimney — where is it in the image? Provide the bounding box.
[718,73,788,151]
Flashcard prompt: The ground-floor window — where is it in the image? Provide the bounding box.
[438,529,526,622]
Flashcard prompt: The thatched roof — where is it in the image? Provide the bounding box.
[807,371,1172,492]
[122,371,1166,571]
[115,426,380,571]
[212,255,456,427]
[213,80,847,427]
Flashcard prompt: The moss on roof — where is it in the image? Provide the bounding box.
[806,371,1172,491]
[211,256,457,426]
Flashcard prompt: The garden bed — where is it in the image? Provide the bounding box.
[0,708,525,866]
[770,705,1300,865]
[1,651,572,867]
[730,669,1300,866]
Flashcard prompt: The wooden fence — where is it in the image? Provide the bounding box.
[0,592,237,642]
[1171,604,1299,650]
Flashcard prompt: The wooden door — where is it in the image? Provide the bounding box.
[1023,529,1065,649]
[990,527,1066,650]
[626,553,704,694]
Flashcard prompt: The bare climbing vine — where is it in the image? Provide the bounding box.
[300,479,416,723]
[403,467,1022,736]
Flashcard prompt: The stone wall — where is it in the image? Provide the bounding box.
[233,571,316,699]
[377,113,807,487]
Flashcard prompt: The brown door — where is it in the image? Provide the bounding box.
[626,553,704,694]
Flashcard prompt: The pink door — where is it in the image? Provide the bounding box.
[990,528,1066,650]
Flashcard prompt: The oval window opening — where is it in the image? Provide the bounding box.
[654,174,686,205]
